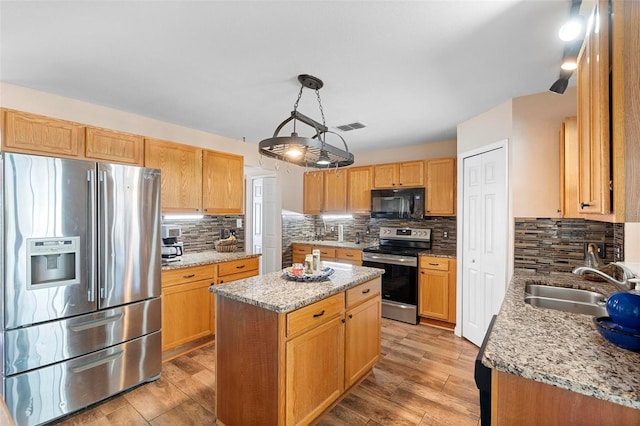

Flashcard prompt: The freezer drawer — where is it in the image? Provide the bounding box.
[4,330,161,426]
[4,298,160,375]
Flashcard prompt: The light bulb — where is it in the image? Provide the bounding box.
[559,17,583,41]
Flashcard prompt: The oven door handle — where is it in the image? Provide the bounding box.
[363,254,417,267]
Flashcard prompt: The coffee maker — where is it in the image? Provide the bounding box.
[161,224,183,263]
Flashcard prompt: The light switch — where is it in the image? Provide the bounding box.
[236,218,243,228]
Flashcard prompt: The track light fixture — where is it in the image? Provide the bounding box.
[549,0,583,94]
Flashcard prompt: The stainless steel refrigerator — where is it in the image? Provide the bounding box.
[0,152,162,425]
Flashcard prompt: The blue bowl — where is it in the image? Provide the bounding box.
[606,292,640,330]
[594,316,640,352]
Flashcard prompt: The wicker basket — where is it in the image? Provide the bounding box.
[215,240,237,252]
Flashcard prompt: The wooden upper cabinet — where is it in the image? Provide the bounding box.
[373,163,397,188]
[303,171,324,214]
[577,0,610,215]
[373,161,424,188]
[324,169,348,213]
[398,161,424,187]
[202,149,244,215]
[144,138,203,213]
[425,158,456,216]
[2,109,83,158]
[85,127,143,165]
[560,117,580,219]
[347,166,373,213]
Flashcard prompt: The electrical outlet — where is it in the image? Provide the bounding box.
[584,242,606,259]
[443,231,448,239]
[236,218,243,228]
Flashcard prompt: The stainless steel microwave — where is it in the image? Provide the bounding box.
[371,188,425,219]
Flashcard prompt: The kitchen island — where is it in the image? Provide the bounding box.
[483,270,640,425]
[209,262,384,425]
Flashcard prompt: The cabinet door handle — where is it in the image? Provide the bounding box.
[348,314,353,319]
[580,202,591,209]
[313,310,325,318]
[341,318,346,323]
[362,288,370,294]
[428,263,439,266]
[346,254,354,257]
[219,279,224,284]
[183,274,196,279]
[235,265,245,269]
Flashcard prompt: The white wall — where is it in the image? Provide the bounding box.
[457,99,513,154]
[456,87,578,285]
[0,82,305,213]
[511,87,578,217]
[353,139,456,165]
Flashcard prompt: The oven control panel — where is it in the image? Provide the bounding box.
[379,226,431,241]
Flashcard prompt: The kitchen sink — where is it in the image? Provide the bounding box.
[524,284,608,317]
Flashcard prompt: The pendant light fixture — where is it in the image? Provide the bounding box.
[258,74,354,168]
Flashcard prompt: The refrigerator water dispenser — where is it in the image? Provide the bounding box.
[27,237,81,288]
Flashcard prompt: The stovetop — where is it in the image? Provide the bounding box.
[362,226,432,257]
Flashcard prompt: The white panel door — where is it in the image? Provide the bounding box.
[261,177,281,274]
[462,147,507,346]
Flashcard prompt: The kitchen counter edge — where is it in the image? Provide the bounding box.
[210,264,384,314]
[482,270,640,410]
[161,250,260,270]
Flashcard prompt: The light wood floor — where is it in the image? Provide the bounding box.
[54,319,480,425]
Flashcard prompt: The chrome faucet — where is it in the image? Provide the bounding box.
[572,262,638,292]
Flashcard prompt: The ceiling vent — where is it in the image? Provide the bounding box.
[336,122,366,132]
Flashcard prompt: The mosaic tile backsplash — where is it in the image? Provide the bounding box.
[162,215,245,253]
[282,214,457,267]
[514,218,623,274]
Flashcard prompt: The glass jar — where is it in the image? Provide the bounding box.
[304,254,314,275]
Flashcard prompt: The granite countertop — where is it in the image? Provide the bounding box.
[291,240,375,250]
[418,250,457,259]
[482,270,640,410]
[161,250,261,271]
[292,240,456,259]
[209,262,384,313]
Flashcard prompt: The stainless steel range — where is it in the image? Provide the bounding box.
[1,153,162,425]
[362,226,432,325]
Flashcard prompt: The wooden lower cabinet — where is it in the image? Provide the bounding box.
[161,265,215,351]
[217,257,259,284]
[418,256,456,324]
[292,243,362,266]
[162,257,259,353]
[492,370,640,425]
[215,277,381,425]
[345,287,381,387]
[162,279,215,351]
[286,315,345,425]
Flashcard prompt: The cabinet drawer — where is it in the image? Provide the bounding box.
[314,247,336,258]
[217,269,258,284]
[293,244,312,255]
[287,293,345,337]
[419,257,449,271]
[346,278,381,308]
[162,265,215,288]
[335,248,362,262]
[218,257,259,277]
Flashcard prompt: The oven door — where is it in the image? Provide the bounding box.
[363,254,418,324]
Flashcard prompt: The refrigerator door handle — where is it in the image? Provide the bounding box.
[69,313,124,332]
[70,350,124,374]
[88,170,96,302]
[99,170,108,300]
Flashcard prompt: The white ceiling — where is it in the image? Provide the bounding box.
[0,0,573,153]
